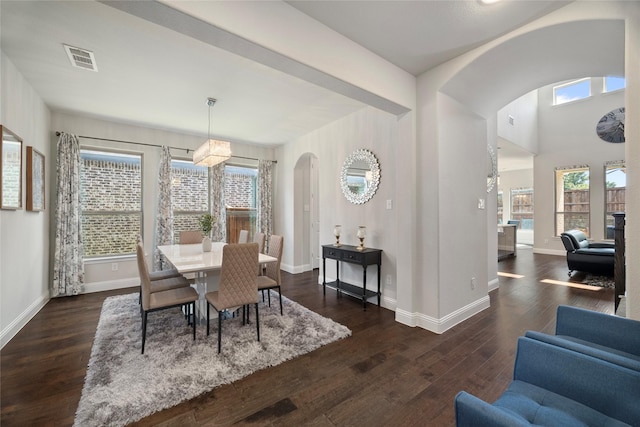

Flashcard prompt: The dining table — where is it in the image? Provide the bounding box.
[158,242,277,322]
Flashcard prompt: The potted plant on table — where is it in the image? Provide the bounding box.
[199,213,214,252]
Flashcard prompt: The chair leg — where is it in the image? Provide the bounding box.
[192,302,196,341]
[255,303,260,342]
[277,286,283,315]
[206,302,210,336]
[141,311,148,354]
[218,312,222,354]
[267,289,271,307]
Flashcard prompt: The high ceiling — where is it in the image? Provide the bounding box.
[1,0,568,149]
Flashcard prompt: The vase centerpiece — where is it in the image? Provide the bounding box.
[199,213,214,252]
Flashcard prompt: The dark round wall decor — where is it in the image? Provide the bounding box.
[596,107,625,143]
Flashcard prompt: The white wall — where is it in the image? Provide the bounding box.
[534,78,625,254]
[498,90,539,155]
[51,112,276,293]
[276,106,399,308]
[1,53,51,347]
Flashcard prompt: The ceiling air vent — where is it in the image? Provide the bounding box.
[63,44,98,72]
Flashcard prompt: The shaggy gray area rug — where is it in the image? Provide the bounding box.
[74,292,351,426]
[582,274,615,289]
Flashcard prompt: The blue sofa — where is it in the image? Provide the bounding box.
[454,336,640,426]
[526,305,640,372]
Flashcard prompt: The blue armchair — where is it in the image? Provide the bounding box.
[455,336,640,426]
[525,305,640,372]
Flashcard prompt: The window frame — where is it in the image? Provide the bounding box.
[80,147,143,259]
[603,76,625,93]
[604,160,625,239]
[553,78,591,106]
[510,187,534,230]
[224,163,259,243]
[554,165,590,237]
[171,157,210,243]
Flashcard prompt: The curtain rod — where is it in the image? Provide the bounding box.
[54,132,276,163]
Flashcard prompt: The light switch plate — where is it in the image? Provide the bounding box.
[478,198,485,209]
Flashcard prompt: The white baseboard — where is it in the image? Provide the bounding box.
[82,277,139,294]
[395,295,491,334]
[488,277,499,292]
[1,292,49,349]
[281,262,309,274]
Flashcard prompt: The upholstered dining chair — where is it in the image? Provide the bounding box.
[253,231,266,254]
[180,230,202,244]
[238,229,249,244]
[136,243,199,354]
[136,236,185,305]
[205,243,260,353]
[257,235,284,315]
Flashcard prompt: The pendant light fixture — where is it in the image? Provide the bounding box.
[193,97,232,167]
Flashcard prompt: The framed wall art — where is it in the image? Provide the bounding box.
[1,125,23,210]
[26,146,45,211]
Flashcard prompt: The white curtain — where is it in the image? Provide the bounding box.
[52,132,84,296]
[210,162,226,242]
[154,146,173,270]
[258,160,274,244]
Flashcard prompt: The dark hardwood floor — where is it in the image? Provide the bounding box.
[1,246,615,426]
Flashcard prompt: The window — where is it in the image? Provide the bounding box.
[225,165,258,243]
[555,165,589,236]
[171,159,209,242]
[604,161,625,239]
[510,188,534,230]
[80,149,142,257]
[553,78,590,105]
[604,76,625,93]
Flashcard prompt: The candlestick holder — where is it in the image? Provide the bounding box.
[356,226,366,251]
[334,225,342,246]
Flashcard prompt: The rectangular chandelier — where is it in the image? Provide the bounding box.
[193,139,231,167]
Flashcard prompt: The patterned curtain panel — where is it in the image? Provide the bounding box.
[52,133,84,297]
[210,162,226,242]
[154,146,173,270]
[258,160,274,244]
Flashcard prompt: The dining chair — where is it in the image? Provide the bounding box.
[257,235,284,315]
[180,230,203,244]
[136,243,199,354]
[205,243,260,353]
[136,236,185,305]
[238,229,249,244]
[253,231,266,275]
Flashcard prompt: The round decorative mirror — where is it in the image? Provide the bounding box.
[487,144,497,193]
[340,149,381,204]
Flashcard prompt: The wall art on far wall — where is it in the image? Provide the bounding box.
[26,146,45,211]
[1,125,23,210]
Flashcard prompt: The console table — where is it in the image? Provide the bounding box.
[322,244,382,310]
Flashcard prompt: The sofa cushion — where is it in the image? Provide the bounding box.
[494,381,631,427]
[525,331,640,372]
[574,247,614,256]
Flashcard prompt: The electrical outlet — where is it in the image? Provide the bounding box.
[111,263,118,271]
[386,275,392,285]
[470,277,477,290]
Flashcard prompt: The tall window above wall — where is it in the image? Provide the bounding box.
[510,188,534,230]
[225,164,257,243]
[553,78,591,105]
[555,165,590,236]
[604,161,625,239]
[604,76,625,93]
[80,149,142,257]
[171,159,209,242]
